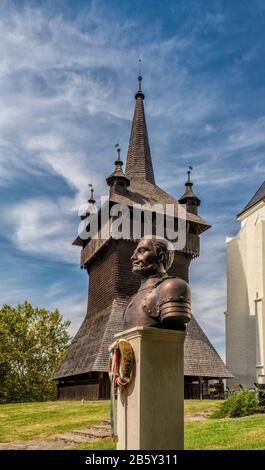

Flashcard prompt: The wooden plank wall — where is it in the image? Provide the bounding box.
[57,376,110,400]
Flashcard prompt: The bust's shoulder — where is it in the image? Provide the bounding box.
[158,277,191,301]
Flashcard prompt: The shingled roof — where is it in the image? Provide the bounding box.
[185,317,232,378]
[125,78,155,184]
[54,306,232,379]
[54,299,128,378]
[238,180,265,217]
[109,177,209,231]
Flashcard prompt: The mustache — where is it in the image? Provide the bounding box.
[132,261,159,270]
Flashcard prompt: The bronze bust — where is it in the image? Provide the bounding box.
[123,238,192,331]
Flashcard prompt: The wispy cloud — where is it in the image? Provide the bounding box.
[3,197,78,263]
[0,0,265,359]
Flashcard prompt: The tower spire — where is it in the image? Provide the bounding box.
[125,62,155,184]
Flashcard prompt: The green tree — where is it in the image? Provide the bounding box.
[0,301,71,403]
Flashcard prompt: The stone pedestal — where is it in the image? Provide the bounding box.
[115,326,186,450]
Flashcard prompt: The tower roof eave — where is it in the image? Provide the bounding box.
[106,172,130,187]
[179,191,201,206]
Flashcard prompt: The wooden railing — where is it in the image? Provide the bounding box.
[80,215,200,267]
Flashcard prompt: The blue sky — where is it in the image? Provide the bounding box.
[1,0,265,358]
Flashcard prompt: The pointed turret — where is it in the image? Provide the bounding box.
[179,167,200,215]
[106,144,130,192]
[125,64,155,184]
[79,184,97,220]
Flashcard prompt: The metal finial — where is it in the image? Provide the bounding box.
[187,165,193,183]
[139,59,142,75]
[114,143,121,161]
[138,59,142,91]
[88,183,95,202]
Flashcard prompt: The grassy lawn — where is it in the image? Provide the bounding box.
[185,411,265,450]
[184,399,218,415]
[0,401,109,442]
[0,399,265,450]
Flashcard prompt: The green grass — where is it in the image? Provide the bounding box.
[184,399,219,415]
[0,400,109,442]
[184,400,265,450]
[1,399,265,450]
[68,438,115,451]
[185,413,265,450]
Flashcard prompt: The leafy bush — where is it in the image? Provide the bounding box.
[212,391,265,418]
[258,390,265,406]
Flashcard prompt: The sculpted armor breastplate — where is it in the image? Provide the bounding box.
[123,275,192,331]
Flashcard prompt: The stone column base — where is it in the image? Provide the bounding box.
[115,326,185,450]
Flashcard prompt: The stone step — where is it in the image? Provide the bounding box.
[95,423,111,430]
[54,422,112,444]
[73,428,111,439]
[54,433,94,444]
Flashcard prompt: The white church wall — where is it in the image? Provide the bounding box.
[226,202,265,388]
